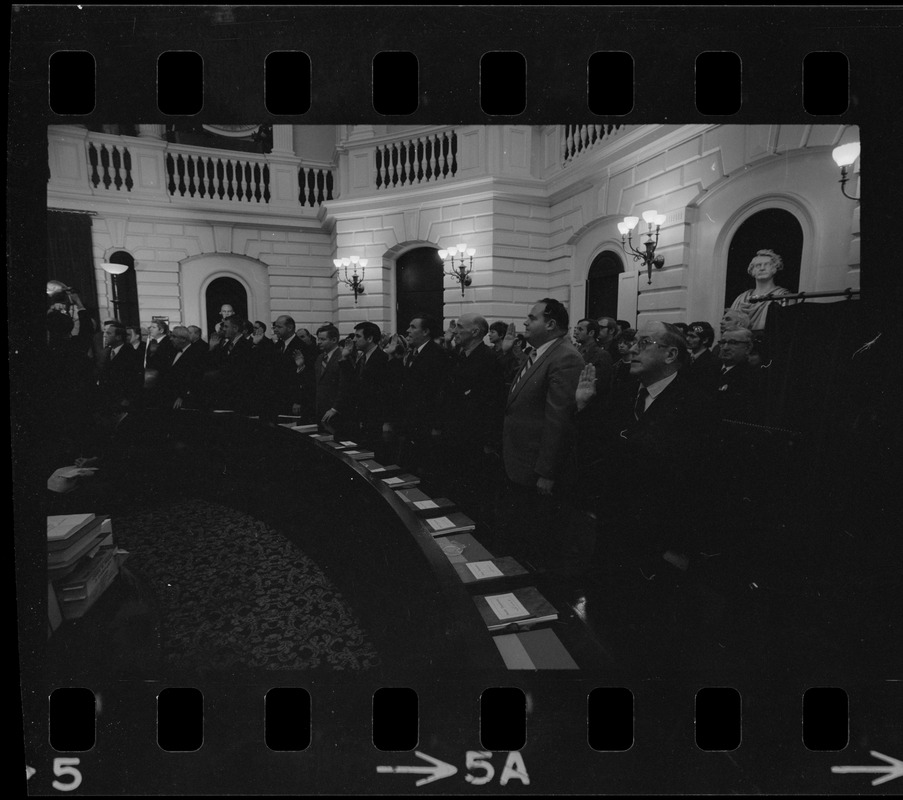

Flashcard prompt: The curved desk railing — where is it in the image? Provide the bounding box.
[179,411,609,673]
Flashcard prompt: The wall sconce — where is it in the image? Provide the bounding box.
[439,243,475,296]
[618,211,665,285]
[334,256,367,304]
[831,141,860,201]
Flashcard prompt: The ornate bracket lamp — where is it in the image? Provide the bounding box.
[831,141,861,201]
[439,243,476,296]
[333,256,367,304]
[618,211,666,285]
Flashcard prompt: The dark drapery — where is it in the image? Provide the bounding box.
[47,210,98,318]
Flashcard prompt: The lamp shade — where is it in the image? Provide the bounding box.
[47,279,70,295]
[100,262,129,275]
[623,216,640,230]
[832,142,860,168]
[642,210,658,224]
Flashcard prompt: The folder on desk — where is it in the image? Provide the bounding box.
[434,533,495,564]
[493,628,579,670]
[360,461,401,475]
[343,449,375,460]
[474,586,558,632]
[309,433,334,441]
[410,497,457,517]
[291,424,319,433]
[381,474,421,489]
[420,512,476,536]
[452,556,528,584]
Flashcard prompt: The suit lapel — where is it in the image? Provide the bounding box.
[507,337,563,406]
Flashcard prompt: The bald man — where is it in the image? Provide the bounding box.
[576,321,717,573]
[436,313,506,509]
[714,326,762,422]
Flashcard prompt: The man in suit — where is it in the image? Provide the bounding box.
[209,315,254,412]
[96,321,143,415]
[126,326,146,362]
[684,321,720,389]
[596,316,622,362]
[574,318,614,393]
[436,313,506,512]
[714,327,762,423]
[271,315,306,416]
[163,325,207,410]
[187,325,208,351]
[315,324,346,431]
[395,313,450,473]
[575,321,717,573]
[345,321,391,450]
[496,299,584,567]
[143,320,175,407]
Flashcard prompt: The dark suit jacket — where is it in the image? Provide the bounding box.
[503,335,584,487]
[210,334,254,411]
[714,360,763,422]
[334,347,391,442]
[577,369,718,554]
[271,335,306,411]
[314,346,344,420]
[686,348,721,391]
[96,342,143,412]
[144,335,175,374]
[441,342,506,454]
[162,342,207,408]
[398,340,450,437]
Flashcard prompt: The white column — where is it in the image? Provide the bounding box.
[137,124,166,139]
[271,124,295,155]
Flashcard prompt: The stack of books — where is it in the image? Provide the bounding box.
[342,448,375,461]
[47,514,120,623]
[359,461,401,476]
[381,474,421,489]
[473,586,558,632]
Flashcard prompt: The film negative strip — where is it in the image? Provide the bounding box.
[12,5,903,796]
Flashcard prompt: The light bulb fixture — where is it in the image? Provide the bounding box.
[334,255,367,304]
[831,141,860,201]
[439,243,475,295]
[619,211,665,285]
[100,262,129,275]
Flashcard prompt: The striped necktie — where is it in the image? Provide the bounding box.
[510,353,534,392]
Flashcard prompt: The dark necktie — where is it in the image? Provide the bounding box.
[406,348,418,368]
[634,386,649,419]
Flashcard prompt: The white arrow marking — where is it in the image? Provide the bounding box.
[831,751,903,786]
[25,766,36,781]
[376,750,458,787]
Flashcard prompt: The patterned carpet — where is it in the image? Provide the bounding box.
[113,498,381,672]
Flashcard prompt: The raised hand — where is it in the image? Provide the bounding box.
[575,363,597,410]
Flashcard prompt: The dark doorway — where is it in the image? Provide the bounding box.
[395,247,444,335]
[107,250,139,328]
[206,277,248,335]
[586,250,623,320]
[724,209,803,308]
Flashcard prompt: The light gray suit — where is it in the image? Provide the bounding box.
[502,335,584,487]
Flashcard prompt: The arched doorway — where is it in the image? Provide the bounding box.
[206,277,248,335]
[107,250,139,328]
[724,209,802,308]
[585,250,623,320]
[395,247,444,334]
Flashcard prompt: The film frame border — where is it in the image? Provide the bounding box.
[12,5,903,796]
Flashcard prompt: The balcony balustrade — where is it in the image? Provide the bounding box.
[51,129,336,213]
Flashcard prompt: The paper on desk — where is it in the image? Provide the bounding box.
[426,515,454,531]
[414,499,438,510]
[466,560,503,580]
[486,593,529,620]
[383,476,404,485]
